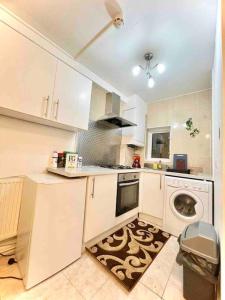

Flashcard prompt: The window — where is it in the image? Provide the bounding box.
[146,127,171,161]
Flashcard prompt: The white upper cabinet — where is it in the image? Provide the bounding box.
[122,95,147,147]
[0,21,92,131]
[0,23,57,118]
[52,61,92,130]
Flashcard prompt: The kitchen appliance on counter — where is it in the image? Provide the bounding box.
[167,154,190,173]
[116,172,139,216]
[132,155,141,168]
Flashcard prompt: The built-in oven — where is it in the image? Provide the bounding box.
[116,172,139,217]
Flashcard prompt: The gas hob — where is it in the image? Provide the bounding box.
[99,164,133,170]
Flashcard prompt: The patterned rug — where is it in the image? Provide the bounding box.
[86,218,170,291]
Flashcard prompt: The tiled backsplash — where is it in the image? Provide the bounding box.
[77,121,122,166]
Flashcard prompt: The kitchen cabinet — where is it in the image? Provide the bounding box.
[122,95,147,147]
[16,175,87,289]
[52,61,92,129]
[141,173,164,219]
[84,174,117,242]
[0,22,57,118]
[0,21,92,131]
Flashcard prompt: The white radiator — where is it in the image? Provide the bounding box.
[0,177,23,242]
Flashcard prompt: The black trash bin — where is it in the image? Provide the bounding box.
[176,221,219,300]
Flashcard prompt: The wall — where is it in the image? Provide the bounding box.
[147,89,212,174]
[212,0,225,297]
[0,116,76,178]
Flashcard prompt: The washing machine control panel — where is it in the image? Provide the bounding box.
[166,177,209,192]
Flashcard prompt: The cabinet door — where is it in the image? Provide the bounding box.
[84,174,117,242]
[135,103,147,144]
[122,107,136,137]
[0,22,57,117]
[122,96,146,146]
[142,173,164,219]
[52,61,92,129]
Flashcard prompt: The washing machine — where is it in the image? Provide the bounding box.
[164,176,213,236]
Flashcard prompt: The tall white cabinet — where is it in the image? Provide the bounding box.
[16,174,87,289]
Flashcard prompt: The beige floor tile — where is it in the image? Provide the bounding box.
[12,272,83,300]
[63,252,109,300]
[0,256,24,300]
[92,278,161,300]
[140,236,179,297]
[163,263,184,300]
[0,237,182,300]
[0,256,83,300]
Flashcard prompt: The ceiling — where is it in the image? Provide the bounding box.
[1,0,217,102]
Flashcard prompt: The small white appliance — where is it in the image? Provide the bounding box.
[164,176,213,236]
[16,175,86,289]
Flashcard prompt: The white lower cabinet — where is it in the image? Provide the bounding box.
[84,174,117,242]
[16,175,87,289]
[141,173,164,219]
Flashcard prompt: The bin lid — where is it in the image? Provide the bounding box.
[180,222,219,264]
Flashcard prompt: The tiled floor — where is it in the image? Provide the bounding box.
[0,236,184,300]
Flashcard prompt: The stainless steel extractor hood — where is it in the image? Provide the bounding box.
[97,92,137,128]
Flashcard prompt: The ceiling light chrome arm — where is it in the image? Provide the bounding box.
[138,65,145,70]
[151,63,159,70]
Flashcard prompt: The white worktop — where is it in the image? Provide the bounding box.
[47,166,213,181]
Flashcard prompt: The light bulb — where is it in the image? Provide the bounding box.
[157,63,165,74]
[148,77,155,88]
[132,65,141,76]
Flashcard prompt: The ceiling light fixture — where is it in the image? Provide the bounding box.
[132,52,165,88]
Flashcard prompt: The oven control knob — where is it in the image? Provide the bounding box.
[134,175,137,178]
[123,176,126,180]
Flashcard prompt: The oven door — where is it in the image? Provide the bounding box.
[116,179,139,217]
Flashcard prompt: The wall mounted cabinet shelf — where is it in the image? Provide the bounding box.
[122,95,147,147]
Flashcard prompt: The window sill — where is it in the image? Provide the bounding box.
[145,158,171,163]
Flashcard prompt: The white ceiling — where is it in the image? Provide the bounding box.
[1,0,217,101]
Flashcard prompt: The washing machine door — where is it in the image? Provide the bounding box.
[169,190,204,222]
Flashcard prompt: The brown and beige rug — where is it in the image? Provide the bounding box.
[86,218,170,291]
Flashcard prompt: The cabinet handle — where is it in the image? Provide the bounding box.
[54,100,59,120]
[91,177,95,198]
[43,96,49,117]
[160,175,162,190]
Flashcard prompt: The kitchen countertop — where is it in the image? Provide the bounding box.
[47,166,213,181]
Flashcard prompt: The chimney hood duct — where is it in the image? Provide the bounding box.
[97,92,137,128]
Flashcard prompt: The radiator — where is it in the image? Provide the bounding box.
[0,177,23,242]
